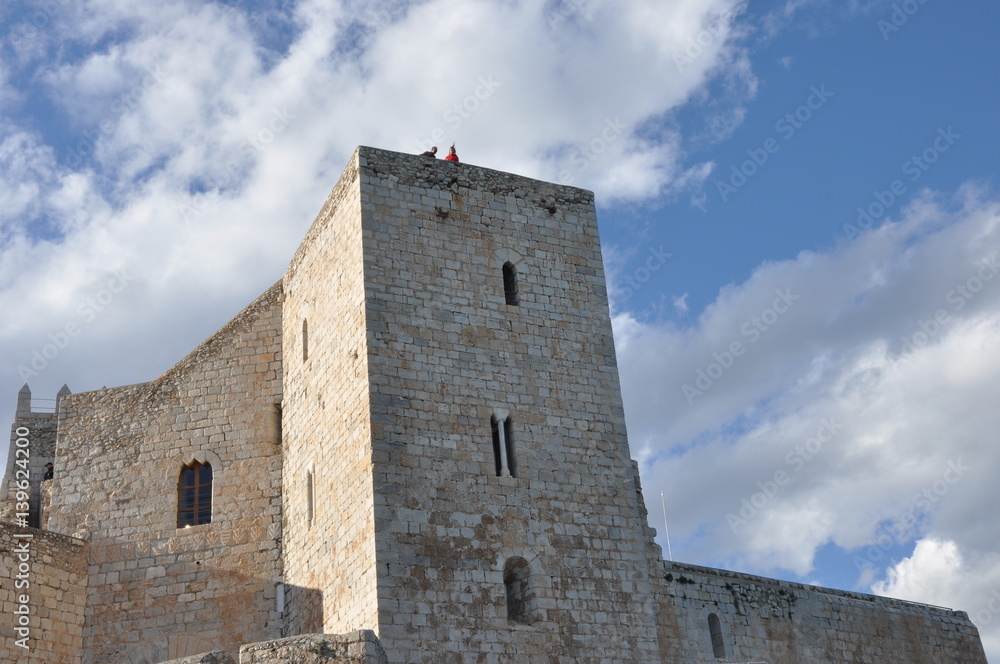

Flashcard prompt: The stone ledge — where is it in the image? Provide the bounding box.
[159,650,236,664]
[239,631,387,664]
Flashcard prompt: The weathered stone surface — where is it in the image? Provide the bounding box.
[0,392,59,527]
[160,649,236,664]
[0,523,88,663]
[656,560,988,664]
[0,147,988,664]
[46,284,285,662]
[240,631,387,664]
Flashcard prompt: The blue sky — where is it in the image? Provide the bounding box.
[1,0,999,659]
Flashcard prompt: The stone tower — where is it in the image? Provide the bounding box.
[0,384,68,528]
[280,147,664,662]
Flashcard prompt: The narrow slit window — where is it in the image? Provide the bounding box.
[503,262,519,306]
[306,469,315,527]
[273,404,283,446]
[504,417,516,478]
[708,613,726,658]
[504,557,530,623]
[491,413,516,478]
[178,461,212,527]
[302,319,309,362]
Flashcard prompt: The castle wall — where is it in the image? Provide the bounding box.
[282,151,380,636]
[0,523,88,663]
[45,284,285,663]
[239,631,387,664]
[0,405,58,527]
[0,146,989,664]
[656,560,988,664]
[352,147,662,663]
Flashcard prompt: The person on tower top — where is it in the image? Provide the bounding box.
[420,146,438,158]
[445,145,459,162]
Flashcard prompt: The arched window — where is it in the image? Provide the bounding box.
[504,557,530,624]
[502,262,519,306]
[491,413,516,478]
[708,613,726,658]
[302,319,309,362]
[178,461,212,527]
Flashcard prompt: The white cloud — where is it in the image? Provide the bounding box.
[618,186,1000,655]
[0,0,756,433]
[673,293,690,315]
[874,539,1000,660]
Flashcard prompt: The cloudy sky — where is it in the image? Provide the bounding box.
[2,0,999,658]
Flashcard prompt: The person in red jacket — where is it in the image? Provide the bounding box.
[445,145,459,162]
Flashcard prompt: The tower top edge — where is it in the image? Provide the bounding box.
[353,145,596,203]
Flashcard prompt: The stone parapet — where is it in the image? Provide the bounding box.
[159,650,237,664]
[656,560,988,664]
[239,631,387,664]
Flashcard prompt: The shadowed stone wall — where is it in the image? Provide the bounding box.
[45,284,284,663]
[0,523,88,663]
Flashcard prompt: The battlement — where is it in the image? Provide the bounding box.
[1,385,69,528]
[656,560,986,663]
[15,383,71,417]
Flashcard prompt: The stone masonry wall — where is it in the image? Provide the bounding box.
[0,523,88,663]
[282,150,380,637]
[0,404,59,527]
[239,631,387,664]
[45,284,285,664]
[656,560,988,664]
[354,147,663,663]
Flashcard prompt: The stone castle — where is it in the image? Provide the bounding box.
[0,147,988,663]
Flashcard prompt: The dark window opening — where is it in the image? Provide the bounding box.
[491,416,502,476]
[306,469,315,527]
[503,262,519,306]
[178,461,212,527]
[302,319,309,362]
[709,613,726,658]
[273,403,283,446]
[504,557,531,624]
